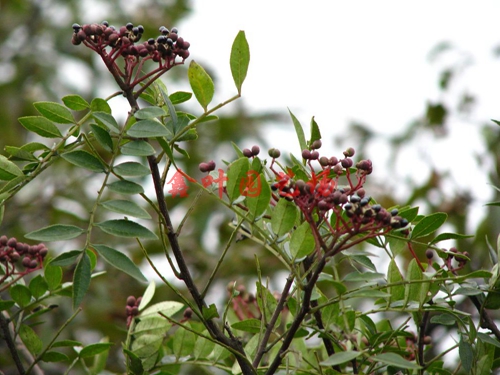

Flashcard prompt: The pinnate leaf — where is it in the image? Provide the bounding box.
[93,111,119,132]
[107,180,144,195]
[18,116,62,138]
[101,199,151,219]
[96,219,158,239]
[271,199,298,237]
[188,60,214,112]
[127,119,169,138]
[34,101,74,124]
[73,252,91,308]
[62,94,90,111]
[26,224,85,241]
[113,162,150,177]
[230,30,250,94]
[411,212,447,238]
[92,244,148,282]
[0,155,23,181]
[61,150,106,172]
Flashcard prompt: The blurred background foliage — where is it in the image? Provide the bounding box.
[1,0,500,373]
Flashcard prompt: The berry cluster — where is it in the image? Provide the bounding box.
[426,247,470,273]
[242,145,260,158]
[199,160,216,173]
[72,21,190,96]
[125,295,142,327]
[0,236,48,287]
[268,144,408,242]
[72,22,190,64]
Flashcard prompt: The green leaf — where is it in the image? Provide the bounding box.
[231,318,262,333]
[173,324,196,358]
[4,146,38,161]
[230,30,250,94]
[459,336,474,373]
[73,252,91,309]
[19,324,43,355]
[371,352,421,369]
[123,348,144,375]
[62,94,90,111]
[399,206,419,222]
[169,91,192,105]
[134,107,166,120]
[10,285,32,307]
[411,212,447,238]
[430,313,456,326]
[26,224,85,241]
[309,116,321,144]
[290,222,315,258]
[271,199,298,237]
[188,60,214,111]
[96,220,158,239]
[120,140,156,156]
[34,101,74,124]
[139,301,184,319]
[61,150,106,172]
[93,111,119,133]
[226,157,250,202]
[245,173,271,220]
[202,304,220,320]
[387,259,405,302]
[50,250,82,266]
[18,116,62,138]
[113,162,150,177]
[0,155,23,180]
[90,98,111,114]
[101,199,151,219]
[92,244,148,283]
[90,124,113,152]
[79,343,114,358]
[405,259,423,304]
[288,109,307,154]
[0,300,15,311]
[44,264,63,290]
[430,232,474,245]
[127,119,169,138]
[138,281,155,311]
[107,180,144,195]
[478,332,500,349]
[42,351,70,362]
[29,275,48,298]
[52,340,82,348]
[320,351,361,366]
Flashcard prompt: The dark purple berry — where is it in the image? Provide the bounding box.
[102,21,109,27]
[426,250,434,259]
[126,296,136,306]
[171,27,178,34]
[302,150,311,160]
[7,238,17,248]
[251,145,260,156]
[242,148,253,158]
[0,236,7,246]
[72,23,81,32]
[343,147,355,157]
[319,156,329,166]
[137,25,144,34]
[311,139,322,150]
[199,163,210,173]
[126,22,134,31]
[341,158,353,168]
[310,151,319,160]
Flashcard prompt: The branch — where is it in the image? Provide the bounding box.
[0,311,25,374]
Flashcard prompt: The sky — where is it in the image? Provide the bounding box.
[174,1,500,230]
